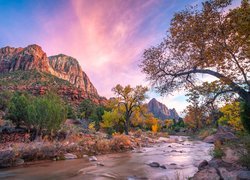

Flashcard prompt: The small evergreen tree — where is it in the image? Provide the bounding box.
[8,92,29,127]
[27,93,67,138]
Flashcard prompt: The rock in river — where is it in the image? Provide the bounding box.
[64,153,77,160]
[89,156,97,161]
[148,162,160,168]
[198,160,208,170]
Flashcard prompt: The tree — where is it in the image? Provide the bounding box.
[79,99,96,119]
[8,93,29,128]
[184,105,205,130]
[27,94,67,138]
[218,101,243,131]
[140,1,250,110]
[101,110,124,135]
[112,84,148,135]
[240,101,250,133]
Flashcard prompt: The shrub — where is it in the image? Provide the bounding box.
[111,134,131,151]
[8,92,29,127]
[100,110,124,135]
[27,93,67,138]
[67,105,77,119]
[211,140,224,158]
[78,99,96,119]
[152,124,158,133]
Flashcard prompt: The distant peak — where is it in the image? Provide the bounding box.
[26,44,42,50]
[150,98,157,102]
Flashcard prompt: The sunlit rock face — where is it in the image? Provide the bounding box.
[0,44,50,73]
[49,54,98,95]
[0,44,99,97]
[147,98,179,120]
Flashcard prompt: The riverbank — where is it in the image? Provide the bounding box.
[191,127,250,179]
[0,136,213,179]
[0,131,169,169]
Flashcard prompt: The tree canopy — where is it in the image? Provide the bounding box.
[140,0,250,106]
[111,84,148,134]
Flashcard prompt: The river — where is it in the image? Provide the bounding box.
[0,136,213,180]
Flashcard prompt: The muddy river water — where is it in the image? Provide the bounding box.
[0,136,213,180]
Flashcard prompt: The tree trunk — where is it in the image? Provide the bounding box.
[124,116,129,135]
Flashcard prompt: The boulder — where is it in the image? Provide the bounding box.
[64,153,77,160]
[204,132,237,143]
[198,160,208,170]
[192,167,220,180]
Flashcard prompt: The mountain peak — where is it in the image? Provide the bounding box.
[147,98,179,120]
[0,44,98,96]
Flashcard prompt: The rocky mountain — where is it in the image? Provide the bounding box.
[0,44,104,104]
[147,98,179,120]
[49,54,98,95]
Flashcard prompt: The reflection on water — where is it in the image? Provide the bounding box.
[0,136,213,180]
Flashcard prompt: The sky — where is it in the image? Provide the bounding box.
[0,0,241,115]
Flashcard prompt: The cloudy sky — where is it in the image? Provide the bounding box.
[0,0,241,114]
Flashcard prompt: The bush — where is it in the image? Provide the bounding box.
[8,92,30,127]
[211,140,224,159]
[111,134,131,151]
[67,105,77,119]
[27,93,67,138]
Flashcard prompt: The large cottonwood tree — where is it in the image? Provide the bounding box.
[112,84,148,135]
[141,0,250,106]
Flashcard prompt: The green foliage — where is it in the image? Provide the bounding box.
[140,0,250,115]
[211,140,224,159]
[212,148,224,159]
[218,101,243,131]
[79,99,96,119]
[100,110,126,135]
[27,93,67,134]
[67,105,77,119]
[111,84,148,134]
[240,101,250,133]
[0,90,12,111]
[8,92,30,127]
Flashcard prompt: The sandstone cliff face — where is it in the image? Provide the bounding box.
[147,98,179,120]
[0,45,50,73]
[48,54,98,95]
[0,44,99,97]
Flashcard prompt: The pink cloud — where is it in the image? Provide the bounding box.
[36,0,174,97]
